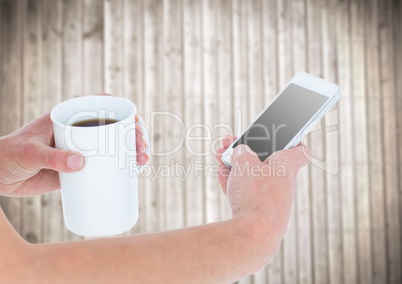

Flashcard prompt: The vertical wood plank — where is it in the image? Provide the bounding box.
[278,0,299,283]
[216,0,233,222]
[306,0,330,283]
[266,0,282,282]
[291,0,313,283]
[83,0,106,238]
[0,0,2,139]
[104,0,123,96]
[62,0,83,241]
[379,0,402,283]
[202,0,220,224]
[0,0,23,234]
[162,0,185,231]
[142,0,164,233]
[123,0,142,105]
[21,0,42,244]
[83,0,103,95]
[393,0,402,278]
[322,0,343,283]
[336,0,358,283]
[245,0,266,281]
[62,0,83,101]
[350,0,373,283]
[124,0,144,235]
[232,2,250,282]
[246,0,263,120]
[183,0,204,227]
[364,0,387,282]
[1,1,402,279]
[0,0,2,152]
[231,0,248,133]
[41,0,64,243]
[261,1,279,280]
[261,0,278,107]
[155,0,165,233]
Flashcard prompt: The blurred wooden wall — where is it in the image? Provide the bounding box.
[0,0,401,283]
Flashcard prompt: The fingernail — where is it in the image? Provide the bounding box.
[67,154,84,170]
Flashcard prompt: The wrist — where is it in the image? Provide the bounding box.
[231,211,282,272]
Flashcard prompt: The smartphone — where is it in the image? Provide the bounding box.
[221,72,342,167]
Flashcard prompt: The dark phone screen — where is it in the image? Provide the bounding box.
[233,83,329,161]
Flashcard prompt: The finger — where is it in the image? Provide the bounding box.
[135,114,149,149]
[215,147,227,166]
[136,126,148,153]
[37,145,85,172]
[222,135,237,148]
[16,169,60,196]
[136,152,149,166]
[215,147,231,193]
[298,142,312,157]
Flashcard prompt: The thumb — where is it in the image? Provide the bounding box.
[38,146,85,172]
[266,144,310,176]
[231,144,260,168]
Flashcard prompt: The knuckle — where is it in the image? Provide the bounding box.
[47,150,64,170]
[20,141,39,155]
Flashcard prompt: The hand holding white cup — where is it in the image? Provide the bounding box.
[50,95,150,237]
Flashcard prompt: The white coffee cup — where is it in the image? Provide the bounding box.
[50,96,148,237]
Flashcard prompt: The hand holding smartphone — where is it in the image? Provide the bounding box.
[221,72,341,166]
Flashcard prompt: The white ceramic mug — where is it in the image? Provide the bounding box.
[50,96,148,237]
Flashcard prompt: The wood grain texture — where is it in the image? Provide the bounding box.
[306,1,330,284]
[161,0,185,231]
[216,0,233,222]
[292,0,313,283]
[202,0,220,224]
[246,2,264,283]
[142,0,164,233]
[0,0,2,211]
[40,0,64,243]
[278,1,297,284]
[0,0,401,282]
[379,0,402,283]
[61,0,83,242]
[104,0,123,96]
[336,0,359,283]
[364,0,388,282]
[83,0,103,96]
[261,2,278,282]
[394,0,402,279]
[21,0,42,244]
[350,0,372,283]
[183,0,204,228]
[0,0,23,234]
[323,0,343,283]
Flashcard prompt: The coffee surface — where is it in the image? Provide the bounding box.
[72,118,118,127]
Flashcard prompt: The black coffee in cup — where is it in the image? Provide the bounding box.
[72,118,118,127]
